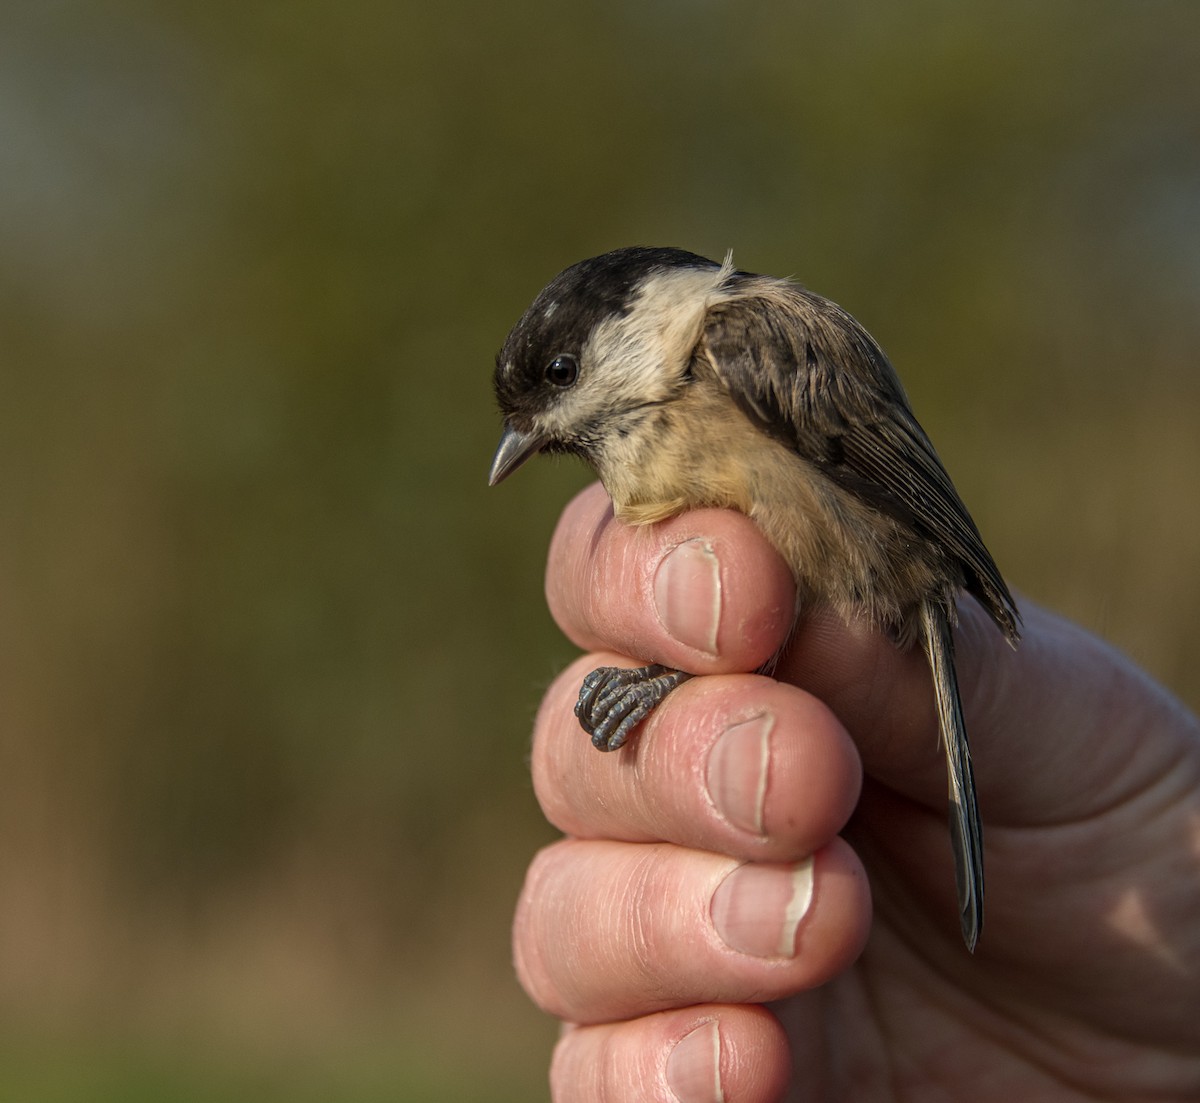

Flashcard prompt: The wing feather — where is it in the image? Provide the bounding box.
[702,283,1020,642]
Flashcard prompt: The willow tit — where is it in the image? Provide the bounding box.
[488,246,1020,951]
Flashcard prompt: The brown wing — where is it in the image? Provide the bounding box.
[701,285,1020,643]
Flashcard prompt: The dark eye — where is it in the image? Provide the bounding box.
[544,354,579,388]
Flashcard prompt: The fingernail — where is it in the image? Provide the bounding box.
[711,858,814,958]
[654,539,721,656]
[666,1020,724,1103]
[706,714,772,835]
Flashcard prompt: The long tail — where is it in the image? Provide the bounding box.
[920,599,984,952]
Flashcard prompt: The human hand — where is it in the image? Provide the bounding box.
[512,482,1200,1101]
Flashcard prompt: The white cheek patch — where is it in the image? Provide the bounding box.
[584,265,730,401]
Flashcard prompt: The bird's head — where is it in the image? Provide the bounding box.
[488,246,732,486]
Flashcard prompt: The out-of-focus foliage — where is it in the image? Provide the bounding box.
[1,0,1197,1097]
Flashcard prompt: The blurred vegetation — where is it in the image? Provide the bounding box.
[1,0,1197,1097]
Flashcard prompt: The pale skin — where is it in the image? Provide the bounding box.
[513,482,1200,1102]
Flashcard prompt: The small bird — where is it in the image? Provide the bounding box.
[488,246,1019,951]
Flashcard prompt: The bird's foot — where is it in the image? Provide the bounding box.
[574,664,693,752]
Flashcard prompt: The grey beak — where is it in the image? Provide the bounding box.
[488,422,549,486]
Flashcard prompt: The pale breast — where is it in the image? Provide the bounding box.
[602,381,944,633]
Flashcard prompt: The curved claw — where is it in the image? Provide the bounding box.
[574,667,614,736]
[574,664,693,751]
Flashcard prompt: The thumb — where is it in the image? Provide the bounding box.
[777,595,1190,829]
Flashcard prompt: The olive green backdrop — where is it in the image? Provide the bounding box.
[2,1,1198,1098]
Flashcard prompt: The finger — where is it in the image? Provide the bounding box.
[546,482,795,676]
[513,837,870,1024]
[550,1006,790,1103]
[772,600,1016,936]
[534,656,861,863]
[775,604,948,799]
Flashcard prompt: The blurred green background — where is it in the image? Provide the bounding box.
[2,0,1198,1098]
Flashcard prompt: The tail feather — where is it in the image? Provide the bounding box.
[920,600,984,952]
